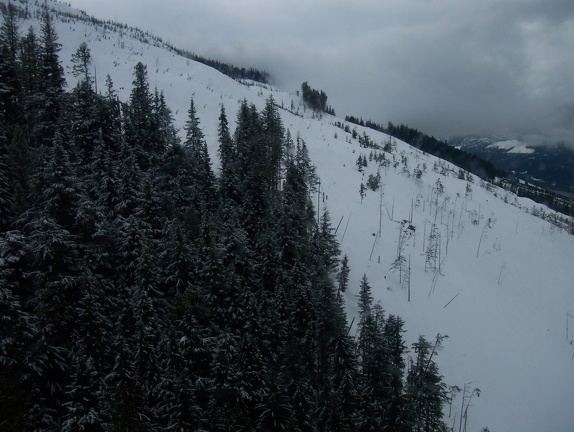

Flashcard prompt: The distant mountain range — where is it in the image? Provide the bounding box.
[448,136,574,197]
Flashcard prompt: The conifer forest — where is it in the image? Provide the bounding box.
[0,5,454,431]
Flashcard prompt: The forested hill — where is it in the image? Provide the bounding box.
[1,1,573,431]
[345,116,502,181]
[0,3,447,430]
[345,117,574,217]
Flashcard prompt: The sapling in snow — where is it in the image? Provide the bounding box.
[476,215,495,258]
[426,223,440,272]
[367,170,381,191]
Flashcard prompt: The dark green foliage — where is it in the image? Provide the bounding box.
[357,274,373,327]
[0,231,35,430]
[301,81,335,115]
[0,11,452,429]
[357,303,387,431]
[124,62,153,159]
[406,335,449,432]
[498,174,574,217]
[262,95,284,194]
[34,8,66,148]
[367,171,381,191]
[383,122,502,181]
[354,281,412,432]
[216,103,237,200]
[186,97,216,207]
[344,116,502,182]
[172,46,271,83]
[382,315,409,431]
[70,41,92,83]
[360,182,366,202]
[337,254,350,294]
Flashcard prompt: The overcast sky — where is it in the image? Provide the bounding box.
[70,0,574,146]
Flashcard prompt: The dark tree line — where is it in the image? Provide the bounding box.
[174,46,272,84]
[0,6,449,431]
[344,117,502,181]
[383,122,502,181]
[347,116,574,217]
[302,81,336,115]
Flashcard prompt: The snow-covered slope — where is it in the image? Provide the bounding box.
[10,1,574,430]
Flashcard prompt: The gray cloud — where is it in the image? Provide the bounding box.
[71,0,574,146]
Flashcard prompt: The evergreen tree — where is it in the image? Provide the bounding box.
[0,231,36,430]
[0,98,13,231]
[295,136,317,190]
[356,302,388,431]
[107,307,145,431]
[16,25,43,156]
[301,81,333,114]
[93,143,119,218]
[1,3,19,60]
[153,89,178,148]
[261,95,284,193]
[114,140,141,218]
[356,274,374,328]
[405,335,449,432]
[207,329,251,431]
[234,99,269,242]
[277,158,314,269]
[68,43,100,165]
[18,26,40,100]
[183,97,216,214]
[314,209,341,275]
[107,216,156,430]
[130,226,165,428]
[311,210,350,428]
[23,216,79,430]
[33,132,81,230]
[337,254,350,295]
[99,74,123,155]
[36,7,65,147]
[18,135,84,430]
[156,288,212,430]
[255,373,296,431]
[383,314,409,432]
[70,41,92,85]
[157,219,195,297]
[217,103,237,202]
[283,283,317,431]
[124,62,160,168]
[0,2,23,141]
[40,7,65,91]
[61,270,114,432]
[329,322,360,431]
[183,97,204,154]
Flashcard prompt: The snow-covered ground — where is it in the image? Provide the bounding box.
[10,1,574,430]
[489,139,535,154]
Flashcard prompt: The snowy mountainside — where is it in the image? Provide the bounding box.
[10,1,574,431]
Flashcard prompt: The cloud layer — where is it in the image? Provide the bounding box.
[72,0,574,145]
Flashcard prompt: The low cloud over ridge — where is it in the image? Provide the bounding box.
[72,0,574,146]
